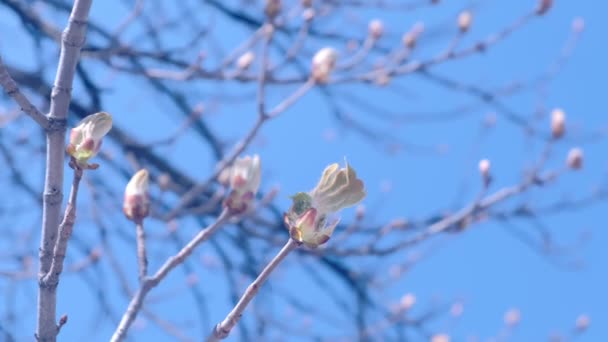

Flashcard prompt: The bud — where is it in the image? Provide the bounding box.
[458,11,473,33]
[450,302,464,317]
[66,112,112,167]
[478,159,491,178]
[504,308,521,327]
[123,169,150,222]
[311,47,338,83]
[575,314,590,332]
[301,0,312,7]
[567,147,583,170]
[368,19,384,40]
[551,108,566,138]
[431,334,450,342]
[302,8,315,22]
[536,0,552,15]
[400,293,416,310]
[284,161,366,247]
[572,17,585,33]
[236,51,255,70]
[264,0,281,19]
[223,154,262,214]
[402,22,424,49]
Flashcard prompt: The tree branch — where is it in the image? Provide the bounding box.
[110,209,231,342]
[37,1,93,341]
[0,55,48,128]
[207,238,299,341]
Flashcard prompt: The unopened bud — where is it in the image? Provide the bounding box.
[458,11,473,33]
[375,70,390,86]
[123,169,150,222]
[572,17,585,33]
[431,334,450,342]
[478,159,491,179]
[237,51,255,70]
[311,47,338,83]
[575,314,590,332]
[504,308,521,327]
[402,22,424,49]
[567,147,583,170]
[301,0,312,7]
[368,19,384,40]
[264,0,281,19]
[355,204,366,220]
[157,172,171,191]
[551,108,566,138]
[536,0,552,15]
[451,302,464,317]
[302,8,315,22]
[400,293,416,310]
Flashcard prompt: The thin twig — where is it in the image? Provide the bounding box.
[0,55,48,128]
[135,220,148,282]
[110,209,231,342]
[37,1,93,341]
[207,238,299,341]
[42,165,83,286]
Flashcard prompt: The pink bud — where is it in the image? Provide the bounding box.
[551,108,566,139]
[123,169,150,222]
[567,147,583,170]
[458,11,473,33]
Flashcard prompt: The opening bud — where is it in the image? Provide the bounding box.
[66,112,112,167]
[223,154,262,214]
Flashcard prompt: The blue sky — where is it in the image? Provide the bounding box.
[1,1,608,341]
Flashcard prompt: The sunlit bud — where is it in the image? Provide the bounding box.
[451,302,464,317]
[355,204,366,220]
[431,334,450,342]
[223,155,262,214]
[479,159,491,183]
[66,112,112,167]
[504,308,521,327]
[302,8,315,22]
[402,22,424,48]
[400,293,416,310]
[458,11,473,33]
[551,108,566,138]
[311,161,366,214]
[123,169,150,222]
[264,0,281,19]
[287,207,337,248]
[368,19,384,39]
[236,51,255,70]
[572,17,585,33]
[89,247,103,262]
[311,47,338,83]
[157,172,171,191]
[375,70,390,86]
[284,161,366,247]
[536,0,552,15]
[263,23,275,37]
[575,314,590,332]
[567,147,583,170]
